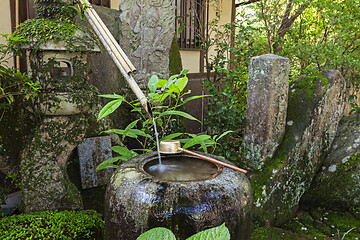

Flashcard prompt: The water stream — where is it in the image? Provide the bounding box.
[152,118,162,168]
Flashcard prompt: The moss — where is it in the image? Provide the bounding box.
[21,115,86,211]
[169,35,183,76]
[8,18,99,53]
[326,211,360,232]
[0,101,37,170]
[302,152,360,209]
[251,209,360,240]
[0,210,104,239]
[251,226,329,240]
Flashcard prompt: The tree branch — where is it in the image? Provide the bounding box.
[273,2,308,53]
[235,0,261,7]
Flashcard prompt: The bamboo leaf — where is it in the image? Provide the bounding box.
[158,110,200,122]
[99,94,124,99]
[97,99,123,120]
[183,95,211,104]
[159,133,183,142]
[183,135,211,149]
[216,130,234,141]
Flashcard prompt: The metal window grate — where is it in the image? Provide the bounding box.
[175,0,206,50]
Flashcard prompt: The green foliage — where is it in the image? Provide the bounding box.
[0,65,40,114]
[169,35,183,76]
[35,0,79,21]
[0,210,104,239]
[7,18,99,53]
[203,12,264,161]
[96,73,226,171]
[137,223,230,240]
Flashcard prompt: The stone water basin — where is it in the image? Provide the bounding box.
[105,151,253,240]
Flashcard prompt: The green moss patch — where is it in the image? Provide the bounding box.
[251,226,330,240]
[0,210,104,239]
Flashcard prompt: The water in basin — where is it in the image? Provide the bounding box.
[144,156,220,181]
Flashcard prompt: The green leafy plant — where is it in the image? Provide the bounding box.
[337,227,356,240]
[96,72,232,171]
[0,210,104,239]
[202,12,264,162]
[136,223,230,240]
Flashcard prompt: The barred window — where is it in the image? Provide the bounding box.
[88,0,110,8]
[175,0,206,50]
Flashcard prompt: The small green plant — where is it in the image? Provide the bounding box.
[136,223,230,240]
[96,71,232,171]
[337,227,356,240]
[203,13,263,161]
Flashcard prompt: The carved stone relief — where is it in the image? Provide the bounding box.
[119,0,175,88]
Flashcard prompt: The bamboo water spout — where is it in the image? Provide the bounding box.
[79,0,151,117]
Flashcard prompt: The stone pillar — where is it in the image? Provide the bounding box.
[244,54,290,170]
[119,0,176,88]
[21,116,85,213]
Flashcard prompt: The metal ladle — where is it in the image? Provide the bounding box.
[159,140,248,174]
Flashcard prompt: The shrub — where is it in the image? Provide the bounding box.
[0,210,104,239]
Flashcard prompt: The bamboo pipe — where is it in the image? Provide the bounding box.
[86,7,136,74]
[80,0,135,74]
[79,0,151,117]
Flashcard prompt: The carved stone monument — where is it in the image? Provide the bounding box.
[119,0,175,88]
[244,54,290,170]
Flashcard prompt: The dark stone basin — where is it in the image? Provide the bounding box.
[105,152,253,240]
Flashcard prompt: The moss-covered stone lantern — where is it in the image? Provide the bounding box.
[8,0,102,212]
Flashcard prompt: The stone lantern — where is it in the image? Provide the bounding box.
[20,24,102,212]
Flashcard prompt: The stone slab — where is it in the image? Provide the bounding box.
[78,136,113,189]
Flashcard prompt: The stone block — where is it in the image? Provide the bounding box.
[78,136,113,189]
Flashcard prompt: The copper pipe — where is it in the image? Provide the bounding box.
[179,148,248,174]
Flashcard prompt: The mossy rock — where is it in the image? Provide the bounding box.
[301,114,360,209]
[251,70,347,226]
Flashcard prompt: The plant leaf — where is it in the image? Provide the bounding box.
[183,135,211,149]
[99,94,124,99]
[96,156,124,171]
[183,95,211,104]
[148,75,159,93]
[180,69,189,75]
[159,133,183,142]
[125,120,140,131]
[175,75,188,92]
[137,227,176,240]
[216,130,234,141]
[98,99,123,120]
[186,223,230,240]
[158,110,200,122]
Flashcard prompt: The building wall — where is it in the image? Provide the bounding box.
[0,1,14,68]
[110,0,121,9]
[180,0,233,73]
